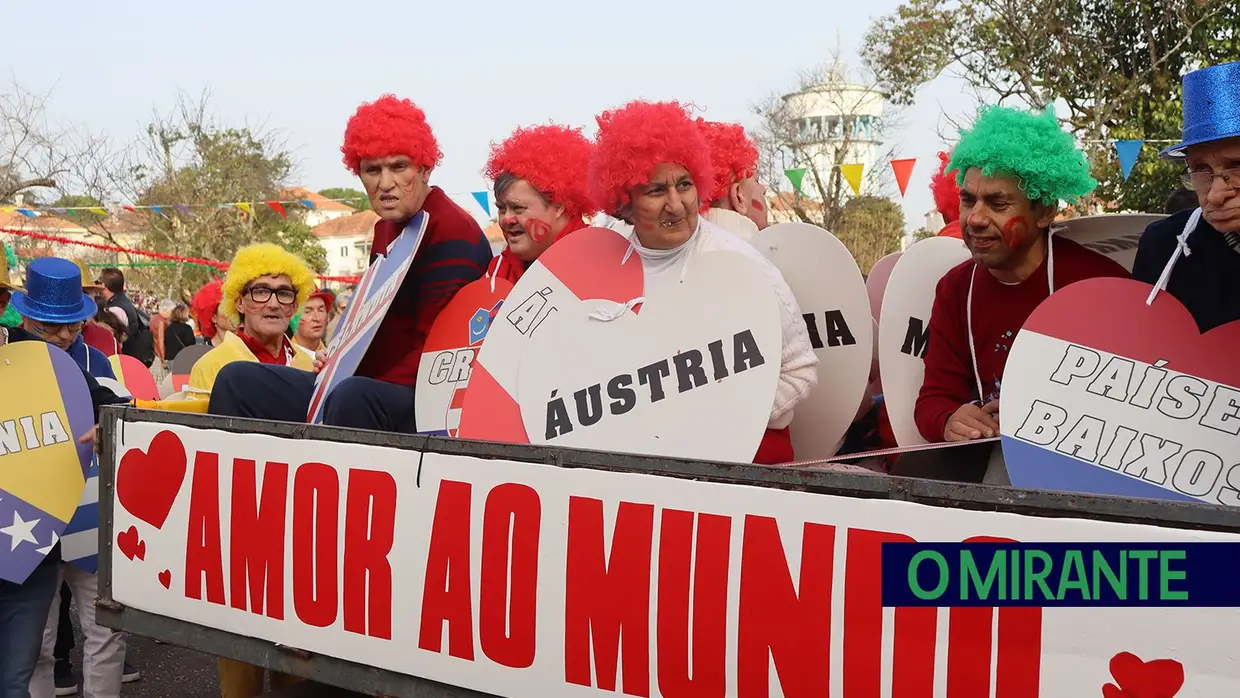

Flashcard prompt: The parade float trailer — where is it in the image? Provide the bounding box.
[95,406,1240,698]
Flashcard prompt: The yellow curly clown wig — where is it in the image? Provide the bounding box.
[221,243,315,323]
[948,105,1097,206]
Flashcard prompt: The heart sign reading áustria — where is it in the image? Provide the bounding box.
[752,222,873,459]
[456,227,643,444]
[116,429,188,529]
[1000,277,1240,505]
[516,250,781,463]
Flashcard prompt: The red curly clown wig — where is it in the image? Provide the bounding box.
[484,124,599,220]
[696,119,759,205]
[341,95,443,175]
[929,150,961,224]
[191,279,224,340]
[588,100,715,218]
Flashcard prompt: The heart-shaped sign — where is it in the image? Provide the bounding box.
[1055,214,1165,273]
[170,343,212,394]
[752,222,873,459]
[516,250,781,462]
[0,341,94,582]
[867,251,902,324]
[109,354,159,401]
[1001,277,1240,504]
[1103,652,1185,698]
[116,429,188,529]
[415,276,514,436]
[457,227,643,443]
[878,237,971,446]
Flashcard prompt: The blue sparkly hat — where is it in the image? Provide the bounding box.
[1161,61,1240,158]
[9,257,98,324]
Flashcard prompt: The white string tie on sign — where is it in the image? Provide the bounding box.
[587,297,645,323]
[1146,207,1201,307]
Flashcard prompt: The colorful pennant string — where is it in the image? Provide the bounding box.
[0,227,360,283]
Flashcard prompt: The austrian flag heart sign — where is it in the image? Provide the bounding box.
[516,250,780,463]
[1001,277,1240,504]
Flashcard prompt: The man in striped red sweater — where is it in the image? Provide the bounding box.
[208,95,493,435]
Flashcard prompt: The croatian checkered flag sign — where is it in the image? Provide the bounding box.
[306,212,428,423]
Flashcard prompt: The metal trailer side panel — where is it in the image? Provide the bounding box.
[94,407,1240,697]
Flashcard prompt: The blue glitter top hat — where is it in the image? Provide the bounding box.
[9,257,98,324]
[1161,60,1240,158]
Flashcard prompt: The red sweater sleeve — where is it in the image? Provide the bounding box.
[914,268,977,442]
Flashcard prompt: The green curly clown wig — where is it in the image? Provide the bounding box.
[948,106,1097,205]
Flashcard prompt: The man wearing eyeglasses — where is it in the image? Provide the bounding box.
[178,244,317,403]
[1132,61,1240,333]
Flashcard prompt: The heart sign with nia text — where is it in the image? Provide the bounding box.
[0,341,95,582]
[517,250,781,463]
[1001,277,1240,505]
[751,222,872,459]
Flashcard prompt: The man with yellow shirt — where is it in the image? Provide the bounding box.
[134,243,314,411]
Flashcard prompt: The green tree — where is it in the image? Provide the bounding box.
[911,226,937,242]
[835,195,905,273]
[317,186,370,211]
[114,95,327,295]
[861,0,1240,213]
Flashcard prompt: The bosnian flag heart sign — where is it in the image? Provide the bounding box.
[1000,277,1240,505]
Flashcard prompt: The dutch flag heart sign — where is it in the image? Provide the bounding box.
[1000,276,1240,505]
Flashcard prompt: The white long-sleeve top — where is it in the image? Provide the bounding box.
[626,217,819,429]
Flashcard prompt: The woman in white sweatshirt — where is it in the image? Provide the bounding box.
[586,99,819,464]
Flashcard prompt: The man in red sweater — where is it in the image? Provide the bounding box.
[914,106,1129,450]
[208,96,493,432]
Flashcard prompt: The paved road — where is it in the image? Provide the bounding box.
[60,603,220,697]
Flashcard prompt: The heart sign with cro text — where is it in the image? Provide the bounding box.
[1001,277,1240,505]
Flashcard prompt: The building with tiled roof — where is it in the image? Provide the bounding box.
[483,223,505,255]
[281,187,357,227]
[311,210,377,277]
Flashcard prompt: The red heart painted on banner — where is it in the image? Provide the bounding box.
[116,526,145,561]
[158,569,171,589]
[1001,277,1240,502]
[1102,684,1133,698]
[1107,651,1185,698]
[116,430,187,530]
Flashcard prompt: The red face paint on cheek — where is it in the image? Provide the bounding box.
[750,198,765,212]
[525,218,553,242]
[1001,217,1030,248]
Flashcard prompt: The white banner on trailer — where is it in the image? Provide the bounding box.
[110,421,1240,698]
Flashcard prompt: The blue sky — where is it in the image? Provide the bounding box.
[4,0,973,233]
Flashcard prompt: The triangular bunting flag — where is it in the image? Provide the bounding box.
[16,209,38,219]
[266,201,288,219]
[890,158,916,197]
[471,191,490,216]
[176,205,197,218]
[785,168,807,195]
[1114,140,1144,181]
[89,207,109,216]
[151,205,170,219]
[839,163,864,196]
[299,199,316,210]
[122,205,136,213]
[235,202,253,216]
